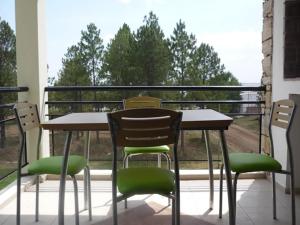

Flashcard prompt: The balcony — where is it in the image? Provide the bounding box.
[1,179,300,225]
[1,85,299,225]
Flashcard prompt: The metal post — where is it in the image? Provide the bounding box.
[219,130,235,225]
[259,114,262,154]
[83,131,90,210]
[58,131,72,225]
[204,130,214,209]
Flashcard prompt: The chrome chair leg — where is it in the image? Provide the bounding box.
[71,176,80,225]
[204,130,214,209]
[163,153,172,206]
[172,197,175,225]
[123,154,129,209]
[158,154,162,167]
[162,153,172,170]
[233,173,239,219]
[86,166,92,221]
[219,164,224,218]
[272,172,277,220]
[290,172,296,225]
[35,175,40,222]
[112,185,118,225]
[175,190,180,225]
[16,171,21,225]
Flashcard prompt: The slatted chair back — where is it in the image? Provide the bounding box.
[123,96,161,109]
[269,99,296,160]
[271,99,295,129]
[14,102,40,133]
[108,108,182,148]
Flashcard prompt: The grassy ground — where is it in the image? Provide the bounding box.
[0,172,16,191]
[233,115,260,134]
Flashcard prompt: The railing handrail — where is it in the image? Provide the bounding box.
[45,100,265,105]
[44,85,266,92]
[0,86,29,93]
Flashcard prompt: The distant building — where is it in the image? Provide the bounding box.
[240,83,260,113]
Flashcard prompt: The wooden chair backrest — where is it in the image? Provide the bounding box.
[107,108,182,148]
[14,102,40,132]
[271,99,295,129]
[123,96,161,109]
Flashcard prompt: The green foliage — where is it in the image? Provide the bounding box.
[51,12,242,112]
[134,12,171,90]
[0,17,17,105]
[168,20,196,86]
[103,24,139,100]
[51,45,92,114]
[79,23,104,86]
[0,17,17,147]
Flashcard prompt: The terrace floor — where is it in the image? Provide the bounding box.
[0,178,299,225]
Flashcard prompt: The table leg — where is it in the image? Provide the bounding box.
[58,131,72,225]
[83,131,91,210]
[204,130,214,209]
[219,130,235,225]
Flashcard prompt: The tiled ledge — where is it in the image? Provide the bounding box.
[46,169,266,180]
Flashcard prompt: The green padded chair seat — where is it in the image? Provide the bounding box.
[28,155,87,176]
[124,145,170,154]
[229,153,282,173]
[117,167,174,195]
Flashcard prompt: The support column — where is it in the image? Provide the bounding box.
[15,0,49,162]
[261,0,274,154]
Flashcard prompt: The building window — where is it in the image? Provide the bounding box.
[284,0,300,79]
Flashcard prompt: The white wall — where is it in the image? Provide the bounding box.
[272,0,300,189]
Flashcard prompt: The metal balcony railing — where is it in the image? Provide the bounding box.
[45,85,266,170]
[0,86,29,181]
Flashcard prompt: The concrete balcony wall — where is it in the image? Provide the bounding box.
[272,0,300,190]
[15,0,49,162]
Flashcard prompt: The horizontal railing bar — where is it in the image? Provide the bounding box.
[0,103,15,109]
[0,117,16,124]
[226,113,263,116]
[0,86,29,93]
[45,113,263,118]
[87,159,222,162]
[45,85,266,92]
[46,100,265,105]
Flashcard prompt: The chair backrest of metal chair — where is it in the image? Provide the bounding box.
[269,99,296,160]
[123,96,161,109]
[271,99,295,129]
[14,102,40,133]
[108,108,182,148]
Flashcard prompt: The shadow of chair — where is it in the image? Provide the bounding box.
[14,102,92,225]
[107,108,182,225]
[219,99,297,225]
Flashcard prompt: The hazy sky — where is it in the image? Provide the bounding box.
[0,0,263,84]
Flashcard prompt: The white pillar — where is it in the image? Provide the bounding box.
[15,0,49,162]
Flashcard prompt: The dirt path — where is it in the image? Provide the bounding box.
[226,124,259,153]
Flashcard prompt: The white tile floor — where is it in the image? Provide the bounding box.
[0,179,299,225]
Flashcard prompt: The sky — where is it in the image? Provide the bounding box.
[0,0,263,84]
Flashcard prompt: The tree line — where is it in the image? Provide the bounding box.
[0,13,241,117]
[51,12,241,113]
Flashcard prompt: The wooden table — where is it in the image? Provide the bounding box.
[41,109,235,225]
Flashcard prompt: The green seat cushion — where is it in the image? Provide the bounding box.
[28,155,87,176]
[229,153,282,173]
[124,145,170,154]
[117,167,175,195]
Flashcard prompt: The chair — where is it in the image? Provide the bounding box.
[122,96,171,169]
[14,102,92,225]
[219,99,296,225]
[107,108,182,225]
